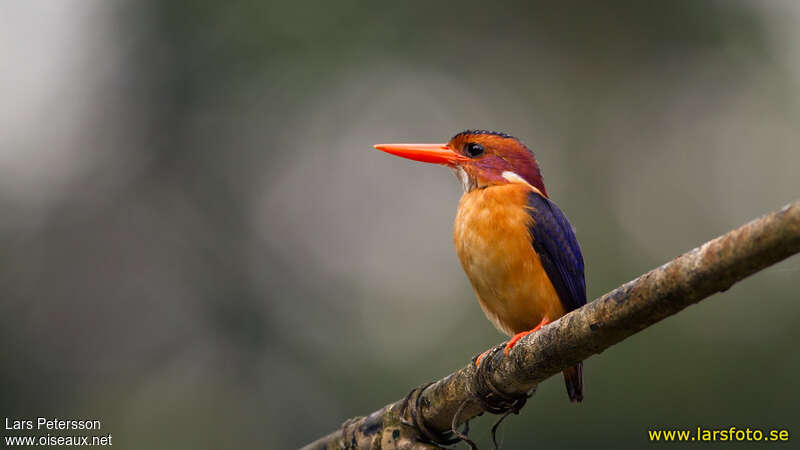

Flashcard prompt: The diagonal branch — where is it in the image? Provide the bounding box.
[303,200,800,450]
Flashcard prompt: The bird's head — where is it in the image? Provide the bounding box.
[375,130,546,196]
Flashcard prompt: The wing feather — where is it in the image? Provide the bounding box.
[526,192,586,312]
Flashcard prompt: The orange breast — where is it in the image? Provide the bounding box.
[453,183,565,336]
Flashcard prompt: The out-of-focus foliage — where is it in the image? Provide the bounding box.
[1,1,799,448]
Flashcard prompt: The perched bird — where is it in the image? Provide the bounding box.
[375,130,586,402]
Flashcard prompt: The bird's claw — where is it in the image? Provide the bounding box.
[503,330,534,356]
[473,343,505,368]
[503,319,551,356]
[474,349,492,367]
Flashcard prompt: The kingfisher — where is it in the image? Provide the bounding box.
[374,130,586,402]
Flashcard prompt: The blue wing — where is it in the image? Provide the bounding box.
[526,192,586,312]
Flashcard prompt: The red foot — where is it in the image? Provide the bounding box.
[475,349,492,367]
[503,318,551,356]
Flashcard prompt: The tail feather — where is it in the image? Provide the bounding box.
[563,362,583,402]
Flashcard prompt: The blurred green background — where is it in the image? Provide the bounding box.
[1,1,799,449]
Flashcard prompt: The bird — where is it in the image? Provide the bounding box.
[374,130,586,402]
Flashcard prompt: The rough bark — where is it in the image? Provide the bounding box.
[302,200,800,450]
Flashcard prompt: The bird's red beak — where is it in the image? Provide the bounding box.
[373,143,469,166]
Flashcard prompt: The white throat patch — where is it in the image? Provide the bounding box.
[453,166,477,192]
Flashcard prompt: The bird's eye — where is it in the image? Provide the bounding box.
[465,143,485,158]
